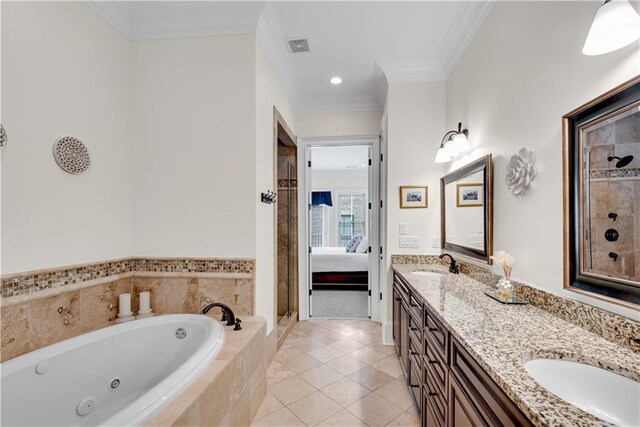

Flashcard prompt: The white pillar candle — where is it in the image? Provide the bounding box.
[139,291,151,313]
[119,293,131,316]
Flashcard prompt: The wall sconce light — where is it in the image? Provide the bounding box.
[583,0,640,56]
[435,122,470,163]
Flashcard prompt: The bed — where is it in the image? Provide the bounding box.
[311,247,369,289]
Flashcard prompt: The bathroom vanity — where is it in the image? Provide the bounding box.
[391,261,640,427]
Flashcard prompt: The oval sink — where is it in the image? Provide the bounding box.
[411,271,446,278]
[524,359,640,426]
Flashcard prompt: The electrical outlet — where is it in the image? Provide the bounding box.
[399,223,408,236]
[432,236,440,248]
[399,236,420,248]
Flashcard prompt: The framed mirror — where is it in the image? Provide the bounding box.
[563,75,640,307]
[440,154,493,264]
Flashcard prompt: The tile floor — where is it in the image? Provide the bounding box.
[252,318,419,427]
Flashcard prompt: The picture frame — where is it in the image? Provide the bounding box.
[399,185,428,208]
[456,183,483,207]
[562,75,640,307]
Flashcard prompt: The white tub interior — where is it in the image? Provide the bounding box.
[1,314,224,427]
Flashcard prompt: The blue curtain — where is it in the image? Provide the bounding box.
[312,191,333,207]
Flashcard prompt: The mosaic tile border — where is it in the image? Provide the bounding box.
[390,254,640,351]
[2,257,255,299]
[589,168,640,179]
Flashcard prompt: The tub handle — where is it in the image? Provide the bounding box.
[234,318,242,331]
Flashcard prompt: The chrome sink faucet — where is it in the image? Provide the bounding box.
[439,253,459,274]
[202,302,242,330]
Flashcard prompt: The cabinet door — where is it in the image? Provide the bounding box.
[448,376,487,427]
[393,287,401,355]
[400,299,410,378]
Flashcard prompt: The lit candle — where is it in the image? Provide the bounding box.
[119,293,131,316]
[139,291,151,313]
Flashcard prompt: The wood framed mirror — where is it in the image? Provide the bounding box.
[440,154,493,264]
[563,75,640,307]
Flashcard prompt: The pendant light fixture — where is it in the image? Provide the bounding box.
[583,0,640,56]
[435,122,470,163]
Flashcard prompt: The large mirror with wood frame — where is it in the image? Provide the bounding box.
[440,154,493,264]
[563,75,640,307]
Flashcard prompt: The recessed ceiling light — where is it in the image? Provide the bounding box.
[330,77,342,85]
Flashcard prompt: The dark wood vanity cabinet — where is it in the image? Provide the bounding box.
[391,271,532,427]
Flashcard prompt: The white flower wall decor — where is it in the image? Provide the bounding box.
[505,147,537,198]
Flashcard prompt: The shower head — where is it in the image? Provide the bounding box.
[607,155,634,168]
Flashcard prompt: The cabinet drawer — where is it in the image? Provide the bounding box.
[424,339,447,399]
[409,335,422,372]
[410,364,422,415]
[424,310,448,361]
[424,387,444,427]
[409,314,422,344]
[424,366,447,427]
[394,273,410,303]
[409,293,423,320]
[450,339,532,427]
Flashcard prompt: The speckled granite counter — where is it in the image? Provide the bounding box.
[392,263,640,427]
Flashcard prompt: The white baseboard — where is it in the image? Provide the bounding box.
[382,321,394,345]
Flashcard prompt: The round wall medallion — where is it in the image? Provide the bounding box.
[53,136,91,174]
[0,123,7,150]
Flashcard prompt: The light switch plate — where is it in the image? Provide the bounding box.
[399,236,420,248]
[432,236,440,248]
[399,223,408,236]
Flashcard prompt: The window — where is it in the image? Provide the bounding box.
[338,193,366,246]
[311,205,324,247]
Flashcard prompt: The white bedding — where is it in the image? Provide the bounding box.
[311,247,369,272]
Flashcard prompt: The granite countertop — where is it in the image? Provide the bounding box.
[392,263,640,427]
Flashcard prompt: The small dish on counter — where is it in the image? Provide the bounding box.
[484,288,528,304]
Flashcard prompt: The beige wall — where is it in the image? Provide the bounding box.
[445,1,640,319]
[1,2,134,274]
[132,34,257,260]
[296,111,382,138]
[382,81,446,341]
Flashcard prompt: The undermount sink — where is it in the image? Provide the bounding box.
[525,359,640,426]
[411,271,447,278]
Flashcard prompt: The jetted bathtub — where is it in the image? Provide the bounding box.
[0,314,225,426]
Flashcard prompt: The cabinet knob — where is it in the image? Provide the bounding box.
[428,359,438,364]
[410,303,419,307]
[410,327,418,331]
[410,384,420,388]
[395,297,402,301]
[428,327,438,332]
[411,351,419,356]
[428,392,437,396]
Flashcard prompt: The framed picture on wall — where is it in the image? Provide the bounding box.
[399,185,428,208]
[456,183,483,207]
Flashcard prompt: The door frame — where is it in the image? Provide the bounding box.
[297,134,381,321]
[273,107,298,328]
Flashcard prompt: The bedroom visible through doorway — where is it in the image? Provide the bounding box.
[309,145,372,318]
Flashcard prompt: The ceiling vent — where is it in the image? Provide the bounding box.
[286,38,310,54]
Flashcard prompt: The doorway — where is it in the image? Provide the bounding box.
[274,110,298,339]
[302,138,381,320]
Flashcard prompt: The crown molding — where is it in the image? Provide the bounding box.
[85,1,264,41]
[256,2,303,110]
[438,0,495,77]
[376,59,446,84]
[84,1,133,38]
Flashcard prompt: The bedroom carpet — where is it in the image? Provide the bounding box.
[312,289,368,318]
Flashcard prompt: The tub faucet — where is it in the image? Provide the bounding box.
[439,253,459,274]
[202,302,241,330]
